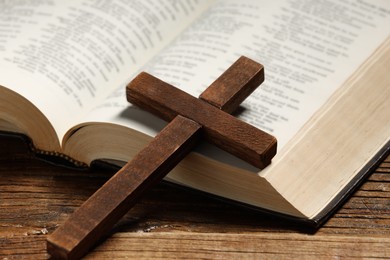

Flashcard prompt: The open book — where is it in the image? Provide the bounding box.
[0,0,389,225]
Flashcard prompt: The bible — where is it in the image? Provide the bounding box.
[0,0,389,225]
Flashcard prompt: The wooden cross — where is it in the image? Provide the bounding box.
[47,56,277,259]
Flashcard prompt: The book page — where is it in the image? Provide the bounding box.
[0,0,213,139]
[84,0,390,162]
[262,36,390,218]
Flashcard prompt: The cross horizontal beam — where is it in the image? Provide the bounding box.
[127,72,276,168]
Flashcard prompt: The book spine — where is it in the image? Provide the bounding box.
[29,143,88,168]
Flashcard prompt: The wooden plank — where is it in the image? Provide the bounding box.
[0,135,389,258]
[85,232,390,259]
[2,232,390,259]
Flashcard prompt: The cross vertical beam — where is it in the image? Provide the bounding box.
[47,116,201,259]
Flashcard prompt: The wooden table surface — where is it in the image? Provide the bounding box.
[0,135,389,259]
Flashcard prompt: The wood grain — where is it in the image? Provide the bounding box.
[46,56,276,258]
[0,136,389,259]
[46,116,202,259]
[127,72,276,169]
[199,56,265,113]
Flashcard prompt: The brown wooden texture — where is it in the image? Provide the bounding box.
[47,56,276,258]
[46,116,202,259]
[127,73,276,168]
[199,56,265,114]
[0,136,389,259]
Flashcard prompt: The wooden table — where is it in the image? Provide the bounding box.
[1,135,389,259]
